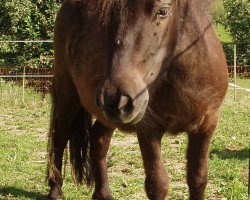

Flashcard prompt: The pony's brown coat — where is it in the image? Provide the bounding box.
[47,0,228,199]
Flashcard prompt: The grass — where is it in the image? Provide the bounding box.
[233,79,250,89]
[0,82,249,200]
[215,24,233,44]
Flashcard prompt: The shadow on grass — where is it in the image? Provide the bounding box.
[0,186,46,200]
[210,148,249,160]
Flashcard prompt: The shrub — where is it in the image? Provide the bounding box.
[223,0,250,65]
[211,0,226,25]
[0,0,60,68]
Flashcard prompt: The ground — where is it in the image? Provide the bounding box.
[0,81,249,200]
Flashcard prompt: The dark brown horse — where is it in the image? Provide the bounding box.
[47,0,228,199]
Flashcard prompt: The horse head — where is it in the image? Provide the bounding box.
[96,0,178,124]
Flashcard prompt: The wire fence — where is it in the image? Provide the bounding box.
[0,41,249,104]
[228,66,250,79]
[0,41,54,103]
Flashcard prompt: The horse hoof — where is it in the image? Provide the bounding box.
[48,198,63,200]
[92,193,115,200]
[48,185,63,200]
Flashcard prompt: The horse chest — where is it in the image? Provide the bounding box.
[145,82,207,134]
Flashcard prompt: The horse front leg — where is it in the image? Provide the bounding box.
[187,115,218,200]
[90,121,114,200]
[137,132,168,200]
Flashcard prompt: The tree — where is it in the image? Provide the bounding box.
[211,0,226,25]
[0,0,60,68]
[223,0,250,65]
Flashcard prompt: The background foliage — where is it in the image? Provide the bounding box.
[211,0,250,65]
[222,0,250,65]
[211,0,226,25]
[0,0,60,68]
[0,0,249,68]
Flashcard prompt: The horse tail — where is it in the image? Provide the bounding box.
[47,77,93,186]
[47,79,61,185]
[69,107,94,186]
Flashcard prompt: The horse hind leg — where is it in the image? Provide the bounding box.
[47,81,80,199]
[186,112,219,200]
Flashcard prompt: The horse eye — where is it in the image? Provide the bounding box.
[156,7,170,19]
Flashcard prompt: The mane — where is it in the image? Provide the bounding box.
[66,0,213,30]
[82,0,125,25]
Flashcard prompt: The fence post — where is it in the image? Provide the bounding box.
[22,66,26,103]
[233,44,237,100]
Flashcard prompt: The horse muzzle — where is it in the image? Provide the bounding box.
[96,79,149,124]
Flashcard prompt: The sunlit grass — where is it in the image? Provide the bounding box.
[0,82,249,199]
[233,79,250,88]
[215,24,233,44]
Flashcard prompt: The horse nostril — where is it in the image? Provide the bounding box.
[96,87,135,122]
[118,94,134,114]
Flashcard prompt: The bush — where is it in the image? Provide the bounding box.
[0,0,60,68]
[211,0,226,25]
[223,0,250,65]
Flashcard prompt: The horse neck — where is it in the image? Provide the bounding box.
[173,0,214,67]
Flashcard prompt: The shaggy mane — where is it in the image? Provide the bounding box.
[82,0,125,25]
[67,0,212,26]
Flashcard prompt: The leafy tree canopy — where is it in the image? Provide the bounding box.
[0,0,60,68]
[0,1,249,67]
[222,0,249,65]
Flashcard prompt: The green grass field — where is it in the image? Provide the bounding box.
[0,83,249,200]
[215,24,233,44]
[232,79,250,89]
